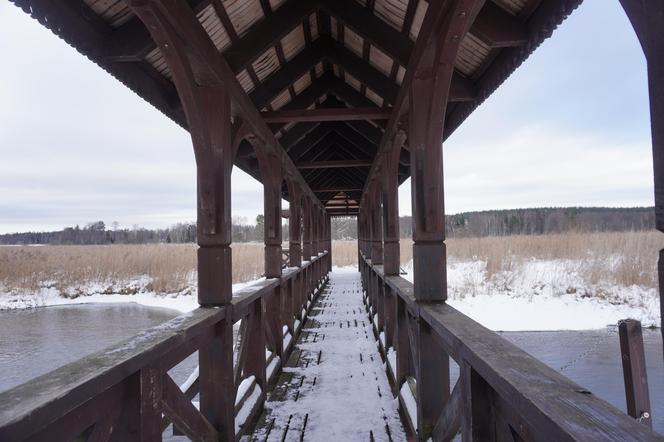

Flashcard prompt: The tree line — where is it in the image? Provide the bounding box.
[0,207,655,245]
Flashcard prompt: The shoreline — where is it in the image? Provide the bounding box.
[1,264,660,332]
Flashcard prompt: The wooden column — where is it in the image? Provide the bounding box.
[382,130,406,276]
[260,152,283,279]
[287,181,303,267]
[371,182,384,265]
[365,197,374,260]
[126,2,237,439]
[303,197,313,260]
[406,1,485,439]
[620,0,664,357]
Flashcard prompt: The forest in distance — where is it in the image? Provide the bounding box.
[0,206,655,245]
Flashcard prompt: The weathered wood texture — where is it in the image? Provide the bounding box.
[0,253,331,442]
[361,255,664,442]
[619,319,652,427]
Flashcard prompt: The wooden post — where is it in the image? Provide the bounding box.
[619,319,652,427]
[327,214,332,271]
[365,197,374,261]
[303,196,313,260]
[383,130,406,276]
[406,2,484,439]
[461,360,495,441]
[287,180,302,267]
[258,152,283,279]
[619,0,664,358]
[371,182,384,265]
[125,3,237,439]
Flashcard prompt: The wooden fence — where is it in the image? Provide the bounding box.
[360,253,664,441]
[0,252,330,441]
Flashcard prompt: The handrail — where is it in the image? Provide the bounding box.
[0,251,331,441]
[360,253,663,441]
[0,307,226,439]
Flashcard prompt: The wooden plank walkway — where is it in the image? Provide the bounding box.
[249,268,407,441]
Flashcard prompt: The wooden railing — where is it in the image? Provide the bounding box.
[360,254,664,442]
[0,252,330,442]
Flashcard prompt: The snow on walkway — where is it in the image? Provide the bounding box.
[251,268,406,441]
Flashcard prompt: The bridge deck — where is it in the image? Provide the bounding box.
[250,268,406,441]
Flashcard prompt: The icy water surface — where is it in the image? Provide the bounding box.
[0,303,191,392]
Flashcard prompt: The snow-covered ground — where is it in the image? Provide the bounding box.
[0,278,264,314]
[402,259,660,331]
[0,258,660,330]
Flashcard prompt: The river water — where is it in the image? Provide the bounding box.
[0,304,662,435]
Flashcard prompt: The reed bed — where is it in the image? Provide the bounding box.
[0,231,661,295]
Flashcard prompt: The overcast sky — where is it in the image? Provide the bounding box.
[0,0,653,233]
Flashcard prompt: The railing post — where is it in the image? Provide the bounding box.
[245,299,267,390]
[619,319,652,427]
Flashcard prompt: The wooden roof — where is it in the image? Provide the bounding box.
[10,0,582,215]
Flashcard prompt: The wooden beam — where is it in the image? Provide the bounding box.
[313,187,363,193]
[250,46,320,109]
[319,0,412,67]
[261,107,390,123]
[296,159,372,169]
[126,1,324,213]
[618,319,652,427]
[472,1,528,48]
[316,37,400,104]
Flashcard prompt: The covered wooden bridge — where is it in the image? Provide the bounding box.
[1,0,663,440]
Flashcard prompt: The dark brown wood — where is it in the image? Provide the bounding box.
[472,1,528,48]
[245,299,267,389]
[296,159,373,169]
[199,317,235,441]
[313,186,363,193]
[382,129,406,276]
[0,307,224,440]
[432,376,463,441]
[262,107,391,123]
[408,0,485,301]
[417,300,663,441]
[287,180,303,267]
[161,373,218,441]
[139,367,162,442]
[416,318,450,440]
[618,319,652,427]
[302,197,313,260]
[369,183,384,265]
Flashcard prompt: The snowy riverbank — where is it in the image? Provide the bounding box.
[0,278,264,314]
[402,259,661,331]
[1,260,660,330]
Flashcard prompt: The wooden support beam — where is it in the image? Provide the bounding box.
[296,159,372,169]
[619,319,652,427]
[313,187,363,193]
[261,107,390,123]
[471,1,528,48]
[286,180,303,266]
[382,130,406,276]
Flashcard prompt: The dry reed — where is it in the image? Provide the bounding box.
[1,231,661,295]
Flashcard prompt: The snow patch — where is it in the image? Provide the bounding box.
[402,259,660,331]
